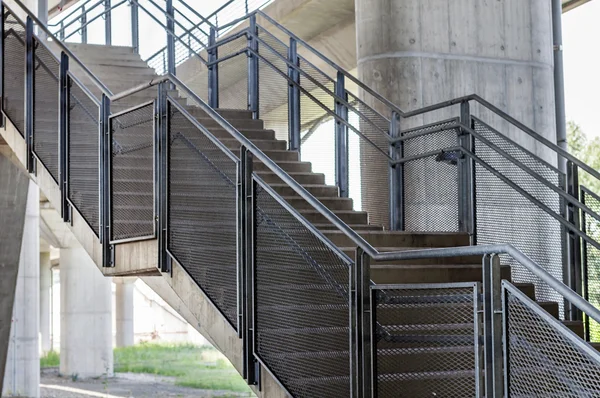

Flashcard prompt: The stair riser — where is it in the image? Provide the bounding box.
[324,232,471,248]
[257,172,325,186]
[370,265,511,284]
[271,185,338,197]
[254,161,312,173]
[376,350,476,374]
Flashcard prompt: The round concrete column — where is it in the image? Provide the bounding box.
[3,181,40,398]
[355,0,556,229]
[115,277,136,348]
[60,245,113,378]
[39,251,52,354]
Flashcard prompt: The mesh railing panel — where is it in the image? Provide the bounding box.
[216,35,248,110]
[254,180,352,397]
[110,102,155,242]
[33,39,60,181]
[167,100,239,329]
[349,91,391,229]
[3,10,26,136]
[373,284,479,398]
[403,120,460,232]
[504,282,600,397]
[68,76,101,236]
[583,187,600,341]
[256,25,289,142]
[474,118,564,309]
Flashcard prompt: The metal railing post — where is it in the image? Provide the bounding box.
[459,100,475,239]
[81,5,87,43]
[1,3,4,127]
[566,161,583,321]
[130,0,139,53]
[245,0,249,14]
[166,0,175,76]
[241,146,259,386]
[157,81,170,273]
[581,188,590,341]
[287,38,300,151]
[389,112,404,230]
[100,93,114,267]
[208,27,219,108]
[354,248,372,397]
[59,52,70,223]
[335,71,349,198]
[25,16,35,174]
[482,254,504,398]
[247,15,259,119]
[104,0,112,45]
[59,21,64,40]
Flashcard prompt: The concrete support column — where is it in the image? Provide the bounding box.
[39,251,52,354]
[60,245,113,378]
[355,0,556,229]
[115,278,136,348]
[3,181,40,398]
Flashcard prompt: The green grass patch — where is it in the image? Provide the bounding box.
[114,343,253,394]
[41,351,60,368]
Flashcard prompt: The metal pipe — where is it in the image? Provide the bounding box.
[389,112,404,231]
[104,0,111,45]
[335,71,349,198]
[208,27,219,108]
[288,37,300,151]
[166,0,175,75]
[63,0,127,41]
[131,0,138,53]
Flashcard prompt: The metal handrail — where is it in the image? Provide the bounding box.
[7,0,113,97]
[63,0,127,41]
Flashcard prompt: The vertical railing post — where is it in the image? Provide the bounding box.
[245,0,249,14]
[335,71,349,198]
[100,94,114,267]
[104,0,112,45]
[458,100,475,240]
[566,161,583,321]
[166,0,175,76]
[59,21,64,40]
[581,188,590,341]
[157,81,170,273]
[354,248,372,397]
[25,16,35,174]
[247,15,259,119]
[208,27,219,108]
[130,0,139,53]
[1,3,4,128]
[482,254,504,398]
[59,52,70,223]
[287,38,300,151]
[81,5,87,44]
[240,146,259,386]
[389,112,404,230]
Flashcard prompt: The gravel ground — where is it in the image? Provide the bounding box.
[40,368,254,398]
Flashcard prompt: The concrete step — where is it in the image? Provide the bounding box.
[257,171,325,185]
[280,196,353,211]
[269,183,338,198]
[323,231,470,248]
[67,43,135,55]
[312,223,383,231]
[370,263,511,284]
[254,161,312,173]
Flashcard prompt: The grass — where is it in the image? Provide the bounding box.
[41,343,253,395]
[115,343,253,394]
[40,351,60,368]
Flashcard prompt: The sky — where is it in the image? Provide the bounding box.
[563,1,600,138]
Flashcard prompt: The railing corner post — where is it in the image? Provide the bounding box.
[247,15,259,119]
[59,52,70,223]
[166,0,175,76]
[81,5,87,44]
[241,146,259,386]
[208,27,219,108]
[335,71,349,198]
[482,253,504,398]
[157,81,170,273]
[459,100,475,240]
[566,160,583,321]
[104,0,112,45]
[130,0,139,53]
[25,16,35,175]
[287,37,300,152]
[353,247,372,397]
[389,111,404,231]
[100,93,113,267]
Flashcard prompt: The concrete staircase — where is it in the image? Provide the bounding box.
[1,41,587,397]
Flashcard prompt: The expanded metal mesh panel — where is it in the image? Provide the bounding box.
[3,10,26,136]
[582,188,600,341]
[373,285,479,398]
[505,283,600,397]
[68,77,100,236]
[348,91,390,229]
[167,101,239,328]
[254,181,352,397]
[403,120,460,232]
[216,36,248,110]
[257,26,289,142]
[474,119,564,310]
[33,39,60,181]
[110,102,155,242]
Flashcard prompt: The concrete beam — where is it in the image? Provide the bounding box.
[563,0,593,12]
[0,153,29,395]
